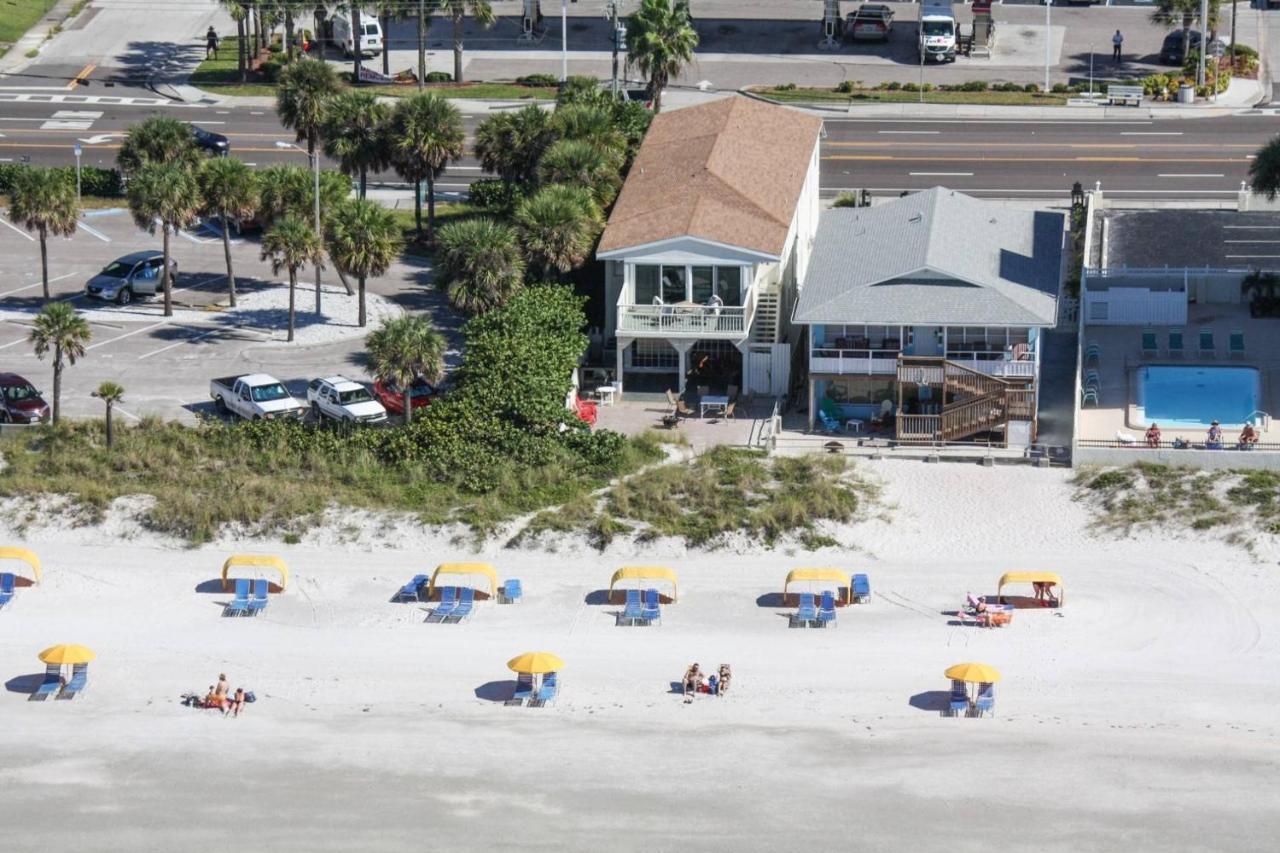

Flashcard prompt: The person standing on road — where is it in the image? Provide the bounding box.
[206,26,220,60]
[1112,30,1124,63]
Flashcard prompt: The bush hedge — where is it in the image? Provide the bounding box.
[517,73,559,87]
[424,71,453,83]
[467,177,524,210]
[0,163,123,198]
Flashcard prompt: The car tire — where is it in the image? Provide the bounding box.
[0,410,8,424]
[311,402,322,420]
[215,395,227,412]
[117,288,132,306]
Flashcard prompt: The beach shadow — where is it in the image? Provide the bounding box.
[194,579,224,594]
[755,592,785,608]
[908,691,952,714]
[5,673,44,695]
[584,589,610,605]
[474,680,516,703]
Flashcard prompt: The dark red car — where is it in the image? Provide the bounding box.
[0,373,51,424]
[373,377,441,416]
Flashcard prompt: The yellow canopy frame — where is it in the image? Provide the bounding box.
[221,554,289,592]
[428,562,498,598]
[784,568,850,603]
[997,571,1064,605]
[0,546,41,584]
[609,566,678,602]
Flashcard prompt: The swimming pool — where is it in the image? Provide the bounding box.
[1135,365,1262,428]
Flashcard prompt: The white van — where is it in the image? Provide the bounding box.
[918,0,957,63]
[331,12,383,58]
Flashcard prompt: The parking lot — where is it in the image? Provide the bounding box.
[0,207,459,424]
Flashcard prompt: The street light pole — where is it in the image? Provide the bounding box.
[1197,0,1208,88]
[1089,44,1093,97]
[73,142,82,207]
[1044,0,1051,95]
[561,0,568,82]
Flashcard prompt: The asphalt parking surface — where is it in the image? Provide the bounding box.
[0,208,460,424]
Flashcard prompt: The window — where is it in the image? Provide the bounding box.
[822,376,895,405]
[634,265,660,304]
[691,267,714,304]
[632,263,746,305]
[716,267,742,305]
[661,266,685,304]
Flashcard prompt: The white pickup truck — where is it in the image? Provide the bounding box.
[306,376,388,424]
[210,374,307,421]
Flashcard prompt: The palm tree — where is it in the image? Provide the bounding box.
[514,184,603,280]
[473,104,555,189]
[1248,135,1280,199]
[126,163,200,317]
[1150,0,1220,67]
[537,139,623,206]
[551,103,627,159]
[218,0,250,82]
[439,0,495,84]
[261,215,325,342]
[375,0,397,76]
[388,92,466,240]
[7,167,78,301]
[276,57,341,157]
[434,217,524,314]
[325,198,403,327]
[117,115,201,176]
[322,90,391,198]
[364,314,446,424]
[28,302,91,425]
[198,158,259,309]
[625,0,698,113]
[91,381,125,448]
[415,0,433,89]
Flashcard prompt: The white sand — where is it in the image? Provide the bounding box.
[1,462,1278,852]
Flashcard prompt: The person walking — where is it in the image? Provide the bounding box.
[1112,29,1124,63]
[206,26,220,60]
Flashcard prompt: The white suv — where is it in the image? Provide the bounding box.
[306,376,388,424]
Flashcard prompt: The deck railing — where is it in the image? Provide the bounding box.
[618,291,755,338]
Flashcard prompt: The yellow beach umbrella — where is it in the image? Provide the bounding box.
[507,652,564,675]
[38,644,97,666]
[944,662,1001,684]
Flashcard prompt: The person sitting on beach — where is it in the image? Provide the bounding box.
[1145,423,1161,448]
[227,688,246,717]
[964,592,981,613]
[683,664,701,700]
[202,686,224,710]
[717,664,731,697]
[215,673,229,700]
[1207,421,1223,447]
[1240,423,1258,449]
[708,673,719,695]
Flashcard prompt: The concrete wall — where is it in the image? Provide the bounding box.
[1074,445,1280,471]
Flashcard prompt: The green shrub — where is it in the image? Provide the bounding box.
[902,82,919,92]
[466,178,523,211]
[835,80,856,94]
[1051,82,1069,94]
[425,71,453,83]
[0,163,122,198]
[1231,43,1258,59]
[997,81,1021,92]
[886,81,901,91]
[832,192,860,208]
[958,80,988,92]
[518,73,559,87]
[1022,83,1040,93]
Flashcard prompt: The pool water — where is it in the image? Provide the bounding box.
[1135,365,1261,428]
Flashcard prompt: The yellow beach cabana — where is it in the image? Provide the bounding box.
[609,566,678,603]
[784,568,850,605]
[427,563,498,599]
[0,546,42,585]
[997,571,1064,606]
[221,555,289,593]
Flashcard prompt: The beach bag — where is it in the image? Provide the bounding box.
[244,691,256,703]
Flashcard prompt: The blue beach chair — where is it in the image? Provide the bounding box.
[58,663,88,700]
[31,664,62,701]
[501,578,523,604]
[974,682,996,717]
[536,672,559,706]
[1229,330,1245,359]
[449,587,475,622]
[225,578,251,617]
[0,572,15,608]
[1199,328,1216,358]
[620,588,643,626]
[793,592,817,627]
[1141,330,1158,358]
[396,574,429,602]
[816,591,837,627]
[429,586,457,622]
[512,672,534,704]
[852,574,871,603]
[949,680,970,717]
[640,588,661,625]
[247,578,269,616]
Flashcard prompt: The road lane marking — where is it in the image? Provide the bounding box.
[909,171,973,176]
[66,63,96,90]
[0,217,34,240]
[1120,132,1184,136]
[1158,173,1225,177]
[878,130,940,135]
[0,271,77,297]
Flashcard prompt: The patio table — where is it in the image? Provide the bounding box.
[700,395,729,418]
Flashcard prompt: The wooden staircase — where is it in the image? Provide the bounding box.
[895,356,1035,445]
[750,290,780,344]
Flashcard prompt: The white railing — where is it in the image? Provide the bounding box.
[810,348,901,375]
[944,355,1036,378]
[617,303,750,336]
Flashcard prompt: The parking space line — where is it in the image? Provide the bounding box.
[85,321,167,351]
[0,271,77,297]
[136,326,234,360]
[0,217,34,241]
[78,220,111,242]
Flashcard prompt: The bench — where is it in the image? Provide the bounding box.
[1106,84,1143,107]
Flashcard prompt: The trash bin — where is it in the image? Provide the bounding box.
[1177,84,1195,104]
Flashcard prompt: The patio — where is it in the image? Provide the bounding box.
[590,391,768,451]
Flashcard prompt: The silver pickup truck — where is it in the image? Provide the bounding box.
[210,374,307,421]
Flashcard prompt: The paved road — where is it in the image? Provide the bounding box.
[2,97,1276,200]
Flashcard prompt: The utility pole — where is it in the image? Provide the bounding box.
[607,1,622,98]
[1044,0,1051,95]
[1197,0,1208,88]
[561,0,568,82]
[418,0,427,90]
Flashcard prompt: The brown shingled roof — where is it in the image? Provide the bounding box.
[597,96,823,257]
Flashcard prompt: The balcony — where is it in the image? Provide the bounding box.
[810,346,1036,378]
[617,289,756,339]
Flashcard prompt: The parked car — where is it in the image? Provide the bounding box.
[373,376,442,416]
[306,376,388,424]
[330,12,382,57]
[845,4,894,42]
[84,251,177,305]
[210,374,306,421]
[192,126,229,156]
[0,373,50,424]
[1159,30,1223,65]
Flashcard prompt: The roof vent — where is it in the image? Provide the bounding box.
[908,213,923,224]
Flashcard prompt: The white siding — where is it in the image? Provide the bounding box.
[1083,287,1187,326]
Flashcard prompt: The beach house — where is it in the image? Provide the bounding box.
[597,96,823,397]
[792,188,1066,447]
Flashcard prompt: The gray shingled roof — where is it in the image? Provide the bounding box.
[793,188,1064,327]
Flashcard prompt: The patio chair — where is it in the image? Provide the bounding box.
[948,681,970,717]
[852,574,871,603]
[428,586,457,622]
[974,682,996,717]
[640,588,661,625]
[396,574,430,602]
[1083,368,1100,388]
[1141,330,1158,358]
[792,592,818,628]
[1168,329,1185,358]
[0,572,14,608]
[1229,330,1245,359]
[536,672,559,706]
[224,578,251,617]
[620,588,643,626]
[724,402,736,420]
[1084,341,1101,364]
[247,578,269,616]
[500,578,523,604]
[818,409,841,435]
[31,664,62,701]
[1198,328,1216,358]
[449,587,475,622]
[58,663,88,700]
[511,672,534,704]
[1081,386,1098,406]
[666,389,694,418]
[816,591,837,627]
